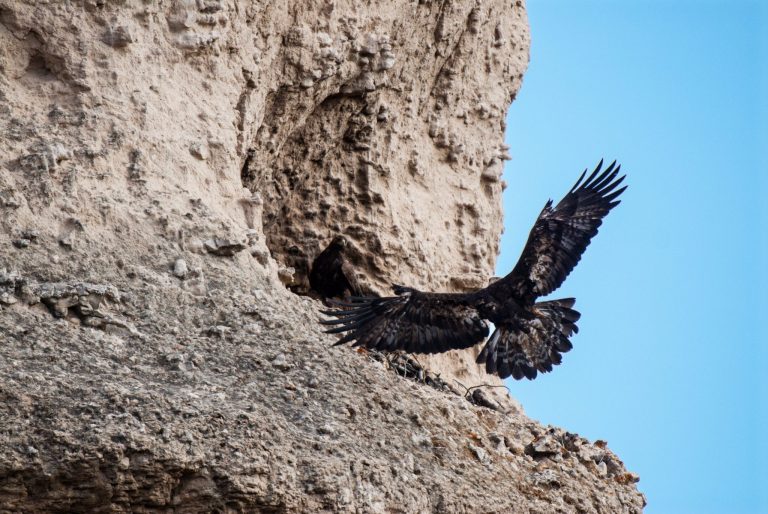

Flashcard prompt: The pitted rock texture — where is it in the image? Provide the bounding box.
[243,3,526,296]
[0,1,644,512]
[0,275,644,513]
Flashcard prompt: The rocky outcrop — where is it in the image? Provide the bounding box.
[0,1,644,512]
[244,3,523,296]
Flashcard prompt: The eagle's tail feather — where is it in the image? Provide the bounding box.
[476,298,580,380]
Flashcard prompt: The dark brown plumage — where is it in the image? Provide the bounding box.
[309,235,363,300]
[320,160,626,380]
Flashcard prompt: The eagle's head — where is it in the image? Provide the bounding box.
[329,235,348,251]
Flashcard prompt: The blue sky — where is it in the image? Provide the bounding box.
[498,1,767,512]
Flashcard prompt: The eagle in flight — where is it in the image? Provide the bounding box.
[320,160,626,380]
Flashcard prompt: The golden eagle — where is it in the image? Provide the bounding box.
[320,160,626,380]
[309,235,363,300]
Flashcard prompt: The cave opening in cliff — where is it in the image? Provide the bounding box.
[241,92,378,298]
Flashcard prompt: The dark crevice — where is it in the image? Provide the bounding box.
[247,91,372,294]
[239,148,254,184]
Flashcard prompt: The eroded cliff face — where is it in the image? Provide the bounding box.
[0,1,644,512]
[242,2,523,297]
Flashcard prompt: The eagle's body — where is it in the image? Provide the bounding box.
[320,161,626,380]
[309,235,362,300]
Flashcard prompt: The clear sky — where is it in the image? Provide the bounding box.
[498,1,767,512]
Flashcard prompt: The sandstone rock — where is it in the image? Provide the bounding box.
[101,25,134,48]
[0,1,644,512]
[203,239,247,256]
[173,258,189,279]
[189,142,209,160]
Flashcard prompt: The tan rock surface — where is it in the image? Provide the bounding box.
[0,1,644,512]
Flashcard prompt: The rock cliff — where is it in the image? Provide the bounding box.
[0,1,644,512]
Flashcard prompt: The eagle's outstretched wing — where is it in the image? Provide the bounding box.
[488,160,626,304]
[320,161,626,380]
[320,285,489,354]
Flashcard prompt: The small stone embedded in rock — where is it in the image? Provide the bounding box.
[528,470,560,487]
[204,239,246,256]
[245,323,262,334]
[507,440,526,456]
[175,32,221,51]
[59,235,74,249]
[189,143,210,160]
[470,388,502,411]
[317,424,335,435]
[468,8,482,33]
[595,460,608,477]
[244,229,260,246]
[186,239,205,254]
[380,54,396,70]
[102,25,134,47]
[172,258,188,278]
[410,433,431,447]
[616,472,641,485]
[12,239,30,249]
[316,31,332,47]
[82,316,104,328]
[20,230,39,241]
[468,443,491,465]
[359,34,379,56]
[271,353,291,371]
[361,72,376,92]
[0,293,17,305]
[277,266,295,286]
[527,433,563,457]
[21,143,72,172]
[0,188,22,209]
[488,432,507,453]
[206,325,231,338]
[164,353,189,372]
